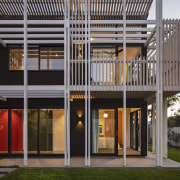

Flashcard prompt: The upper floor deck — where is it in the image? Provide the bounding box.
[0,1,179,93]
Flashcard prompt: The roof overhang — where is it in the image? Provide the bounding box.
[0,0,153,20]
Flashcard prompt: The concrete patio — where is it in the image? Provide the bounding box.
[0,152,180,168]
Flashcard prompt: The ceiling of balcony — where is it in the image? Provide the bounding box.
[0,0,153,20]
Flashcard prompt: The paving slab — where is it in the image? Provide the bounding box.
[0,152,179,168]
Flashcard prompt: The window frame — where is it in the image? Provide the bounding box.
[8,45,64,71]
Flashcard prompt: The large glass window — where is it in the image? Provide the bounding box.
[39,109,64,154]
[92,109,115,154]
[11,109,23,154]
[90,46,142,85]
[0,109,8,153]
[40,48,64,70]
[9,47,64,70]
[9,48,39,70]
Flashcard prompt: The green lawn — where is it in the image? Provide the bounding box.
[148,145,152,152]
[2,168,180,180]
[168,147,180,163]
[148,146,180,163]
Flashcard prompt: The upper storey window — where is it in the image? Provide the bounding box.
[9,47,64,71]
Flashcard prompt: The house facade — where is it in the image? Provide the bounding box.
[0,0,179,167]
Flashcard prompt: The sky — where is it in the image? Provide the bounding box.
[148,0,180,19]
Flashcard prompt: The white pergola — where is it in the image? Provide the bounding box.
[0,0,168,168]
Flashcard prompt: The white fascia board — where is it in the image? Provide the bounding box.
[4,40,64,44]
[0,34,64,39]
[0,28,64,32]
[28,85,65,91]
[0,20,64,25]
[0,85,65,91]
[0,86,65,98]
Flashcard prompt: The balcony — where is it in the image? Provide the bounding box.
[69,58,180,92]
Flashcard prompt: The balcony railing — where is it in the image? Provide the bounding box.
[70,58,156,89]
[69,57,180,91]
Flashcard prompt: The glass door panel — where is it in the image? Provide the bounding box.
[28,109,38,154]
[130,112,136,149]
[92,109,115,154]
[39,109,64,154]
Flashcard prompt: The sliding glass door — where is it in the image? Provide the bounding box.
[92,109,115,154]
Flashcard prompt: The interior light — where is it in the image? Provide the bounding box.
[22,54,24,57]
[56,54,58,57]
[90,38,93,41]
[104,113,108,118]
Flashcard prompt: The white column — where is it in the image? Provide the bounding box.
[67,0,71,167]
[85,0,88,167]
[152,103,156,153]
[156,0,163,167]
[64,0,70,167]
[23,0,28,167]
[163,98,167,158]
[88,0,91,167]
[123,0,127,167]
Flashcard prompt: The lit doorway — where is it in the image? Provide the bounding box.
[118,108,141,155]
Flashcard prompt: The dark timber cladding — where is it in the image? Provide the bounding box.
[0,46,64,85]
[70,98,147,156]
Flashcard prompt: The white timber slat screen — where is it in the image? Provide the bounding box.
[163,19,180,91]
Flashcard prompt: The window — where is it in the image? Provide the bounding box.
[9,47,64,70]
[39,109,64,154]
[40,48,64,70]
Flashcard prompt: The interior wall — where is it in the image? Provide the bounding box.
[0,110,8,152]
[11,110,23,152]
[99,109,115,138]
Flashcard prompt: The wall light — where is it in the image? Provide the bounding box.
[104,113,108,118]
[76,120,84,129]
[77,110,83,118]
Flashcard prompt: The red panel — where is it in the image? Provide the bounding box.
[0,110,8,152]
[11,110,23,152]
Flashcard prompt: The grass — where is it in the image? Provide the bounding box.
[148,145,152,152]
[148,146,180,163]
[2,168,180,180]
[168,147,180,163]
